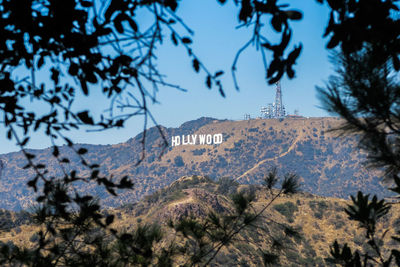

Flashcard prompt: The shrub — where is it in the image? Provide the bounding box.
[273,202,298,223]
[174,156,184,167]
[192,148,206,156]
[217,177,239,195]
[309,200,328,219]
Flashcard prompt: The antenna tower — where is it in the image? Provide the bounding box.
[274,81,285,118]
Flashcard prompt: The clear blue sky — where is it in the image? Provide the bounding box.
[2,0,334,153]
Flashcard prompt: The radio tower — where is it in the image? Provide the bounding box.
[274,81,285,118]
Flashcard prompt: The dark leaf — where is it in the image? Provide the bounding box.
[192,58,200,72]
[37,56,44,69]
[115,119,124,127]
[68,63,79,76]
[21,137,29,146]
[206,75,212,89]
[181,37,192,44]
[106,187,117,196]
[114,17,124,34]
[326,35,340,49]
[286,67,294,78]
[118,176,133,188]
[105,0,124,21]
[218,85,225,97]
[27,177,38,191]
[271,15,282,32]
[77,111,94,125]
[164,0,178,11]
[214,71,224,77]
[77,148,88,155]
[127,17,138,32]
[323,12,335,37]
[64,137,73,147]
[23,164,30,169]
[26,153,35,159]
[287,45,302,64]
[52,146,59,157]
[171,32,178,46]
[239,0,253,22]
[91,170,99,179]
[36,164,45,169]
[61,158,70,163]
[80,79,89,95]
[392,55,400,71]
[51,68,60,84]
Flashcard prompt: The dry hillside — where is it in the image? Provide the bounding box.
[2,176,399,266]
[0,117,388,210]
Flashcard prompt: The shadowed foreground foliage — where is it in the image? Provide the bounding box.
[0,171,300,266]
[319,22,400,267]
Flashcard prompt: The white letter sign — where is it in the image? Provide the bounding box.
[171,133,223,147]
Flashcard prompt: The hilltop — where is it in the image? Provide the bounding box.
[0,117,388,210]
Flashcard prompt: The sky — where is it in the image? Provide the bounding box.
[1,0,335,154]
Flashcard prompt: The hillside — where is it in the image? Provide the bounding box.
[0,117,389,210]
[3,176,399,266]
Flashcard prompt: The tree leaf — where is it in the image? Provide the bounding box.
[171,32,178,46]
[206,75,212,89]
[78,148,88,155]
[52,146,59,157]
[77,111,94,125]
[214,71,224,77]
[192,58,200,72]
[181,37,192,44]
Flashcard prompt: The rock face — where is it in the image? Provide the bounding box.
[0,117,388,210]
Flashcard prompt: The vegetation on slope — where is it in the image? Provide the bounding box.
[0,117,387,210]
[4,175,399,266]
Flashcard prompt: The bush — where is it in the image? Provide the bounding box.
[192,148,206,156]
[174,156,184,167]
[309,200,328,219]
[217,177,239,195]
[274,202,298,223]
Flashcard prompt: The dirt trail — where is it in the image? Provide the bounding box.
[235,133,303,181]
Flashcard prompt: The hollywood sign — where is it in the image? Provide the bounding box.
[171,133,223,146]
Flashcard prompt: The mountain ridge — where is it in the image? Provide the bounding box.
[0,116,389,210]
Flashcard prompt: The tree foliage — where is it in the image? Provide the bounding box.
[317,1,400,266]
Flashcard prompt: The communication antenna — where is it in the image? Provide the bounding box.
[274,81,285,118]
